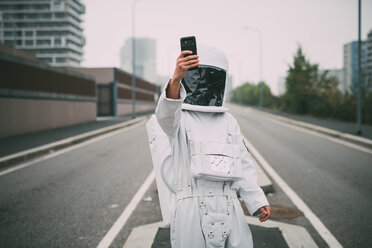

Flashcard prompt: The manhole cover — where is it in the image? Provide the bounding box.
[240,200,303,219]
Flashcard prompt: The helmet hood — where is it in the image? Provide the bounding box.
[181,44,229,112]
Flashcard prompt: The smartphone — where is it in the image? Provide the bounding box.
[180,36,197,57]
[253,209,262,216]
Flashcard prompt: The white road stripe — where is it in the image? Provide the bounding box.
[247,108,372,155]
[0,120,146,177]
[96,170,155,248]
[243,137,343,248]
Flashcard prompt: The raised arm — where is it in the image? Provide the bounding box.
[155,51,199,137]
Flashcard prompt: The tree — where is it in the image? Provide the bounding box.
[231,81,279,108]
[284,46,318,114]
[231,45,372,124]
[308,70,341,117]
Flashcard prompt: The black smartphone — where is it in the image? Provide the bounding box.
[253,209,262,216]
[180,36,197,57]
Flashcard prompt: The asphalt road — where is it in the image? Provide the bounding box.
[1,105,371,248]
[227,103,372,248]
[0,120,154,248]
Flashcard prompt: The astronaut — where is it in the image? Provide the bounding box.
[149,44,270,248]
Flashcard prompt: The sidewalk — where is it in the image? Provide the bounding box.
[0,111,153,168]
[247,105,372,140]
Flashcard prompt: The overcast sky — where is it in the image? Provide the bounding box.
[81,0,372,95]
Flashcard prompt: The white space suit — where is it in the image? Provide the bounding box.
[147,44,269,248]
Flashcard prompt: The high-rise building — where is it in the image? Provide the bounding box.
[120,37,157,83]
[0,0,85,67]
[343,40,368,94]
[277,76,286,96]
[367,30,372,92]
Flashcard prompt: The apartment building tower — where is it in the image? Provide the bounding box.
[0,0,85,67]
[343,40,368,95]
[367,30,372,91]
[120,37,157,83]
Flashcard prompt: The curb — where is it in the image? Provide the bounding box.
[0,116,147,169]
[247,107,372,150]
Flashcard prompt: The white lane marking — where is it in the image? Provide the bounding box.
[0,120,146,177]
[243,137,343,248]
[96,170,155,248]
[246,108,372,155]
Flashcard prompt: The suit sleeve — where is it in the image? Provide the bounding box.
[229,115,269,215]
[155,79,186,138]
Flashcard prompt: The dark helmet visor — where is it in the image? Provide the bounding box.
[181,65,226,107]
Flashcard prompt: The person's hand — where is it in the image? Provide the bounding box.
[166,51,199,99]
[258,205,271,222]
[172,50,199,82]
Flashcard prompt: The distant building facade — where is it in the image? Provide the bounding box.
[343,40,368,94]
[277,76,286,96]
[0,0,85,67]
[120,37,157,83]
[69,67,159,117]
[367,30,372,92]
[0,44,96,138]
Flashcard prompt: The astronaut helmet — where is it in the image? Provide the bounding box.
[181,44,229,113]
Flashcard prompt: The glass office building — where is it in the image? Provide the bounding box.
[0,0,85,67]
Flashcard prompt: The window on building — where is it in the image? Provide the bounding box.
[56,57,66,63]
[41,13,52,19]
[25,40,34,46]
[3,13,12,19]
[4,40,14,46]
[36,39,51,46]
[55,12,65,18]
[38,57,53,63]
[16,40,22,45]
[25,31,33,36]
[54,38,62,46]
[4,23,14,28]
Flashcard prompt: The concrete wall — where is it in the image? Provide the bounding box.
[117,103,132,116]
[116,101,156,116]
[135,102,157,113]
[0,98,96,137]
[0,52,97,138]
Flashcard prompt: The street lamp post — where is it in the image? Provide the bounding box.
[131,0,143,119]
[243,26,263,108]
